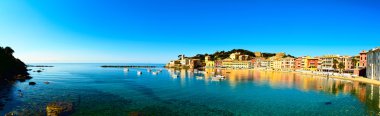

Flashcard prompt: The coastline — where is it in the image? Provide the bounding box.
[202,68,380,86]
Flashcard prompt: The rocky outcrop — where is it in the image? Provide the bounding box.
[0,46,30,82]
[46,102,73,116]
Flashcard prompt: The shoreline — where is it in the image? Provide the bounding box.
[202,68,380,86]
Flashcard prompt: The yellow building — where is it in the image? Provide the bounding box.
[222,60,251,68]
[281,57,295,71]
[205,56,215,68]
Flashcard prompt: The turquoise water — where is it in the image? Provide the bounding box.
[1,63,380,115]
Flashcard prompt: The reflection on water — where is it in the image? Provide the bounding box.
[1,64,380,115]
[168,68,380,115]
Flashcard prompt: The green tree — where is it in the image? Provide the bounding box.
[332,59,339,70]
[338,62,345,73]
[351,58,358,69]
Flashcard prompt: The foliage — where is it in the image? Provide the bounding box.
[351,58,358,69]
[187,49,295,61]
[332,59,339,69]
[0,46,29,82]
[338,62,345,73]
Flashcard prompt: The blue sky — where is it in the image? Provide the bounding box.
[0,0,379,63]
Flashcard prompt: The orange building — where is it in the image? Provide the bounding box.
[307,58,318,69]
[359,50,367,68]
[294,57,302,70]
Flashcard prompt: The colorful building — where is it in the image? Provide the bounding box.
[294,57,303,70]
[222,59,251,68]
[205,56,215,68]
[320,55,339,72]
[306,58,318,71]
[359,50,367,68]
[281,57,295,71]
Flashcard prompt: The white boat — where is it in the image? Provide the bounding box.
[213,75,226,80]
[211,77,221,81]
[147,69,151,72]
[172,74,179,78]
[137,71,142,75]
[198,71,206,74]
[152,72,158,75]
[196,76,203,80]
[123,68,129,72]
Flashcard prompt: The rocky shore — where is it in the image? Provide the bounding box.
[0,46,30,83]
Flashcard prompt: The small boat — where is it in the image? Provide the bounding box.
[216,75,226,79]
[147,69,151,72]
[172,74,179,78]
[196,76,203,80]
[152,72,158,75]
[137,71,142,75]
[211,77,221,81]
[213,75,226,80]
[123,68,129,72]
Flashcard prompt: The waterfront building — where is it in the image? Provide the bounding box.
[260,60,270,69]
[215,60,223,68]
[252,57,265,69]
[179,54,188,66]
[343,56,353,70]
[316,56,323,71]
[167,60,181,67]
[306,58,318,71]
[367,47,380,80]
[268,57,276,70]
[294,57,303,70]
[359,50,367,68]
[205,56,215,68]
[222,59,251,68]
[221,52,252,68]
[320,55,339,72]
[281,57,295,71]
[189,59,202,69]
[273,60,282,71]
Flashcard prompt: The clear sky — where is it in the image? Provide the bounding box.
[0,0,379,63]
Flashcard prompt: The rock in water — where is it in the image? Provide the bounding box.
[44,81,50,84]
[325,102,332,105]
[46,102,73,116]
[4,112,15,116]
[29,82,36,85]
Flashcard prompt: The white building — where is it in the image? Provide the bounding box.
[367,47,380,80]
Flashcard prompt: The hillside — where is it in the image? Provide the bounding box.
[187,49,295,61]
[0,46,30,82]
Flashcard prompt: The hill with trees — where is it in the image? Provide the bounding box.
[186,49,295,61]
[0,46,30,82]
